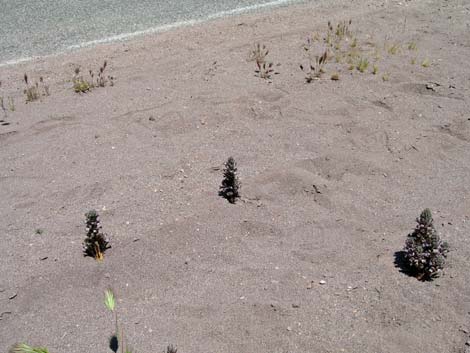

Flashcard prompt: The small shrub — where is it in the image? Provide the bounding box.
[219,157,241,204]
[83,210,110,260]
[421,58,430,67]
[372,65,378,75]
[403,208,449,280]
[331,73,340,80]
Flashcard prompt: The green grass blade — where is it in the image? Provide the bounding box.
[9,343,49,353]
[104,289,116,311]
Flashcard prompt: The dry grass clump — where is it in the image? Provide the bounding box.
[73,60,115,93]
[300,50,328,82]
[356,57,369,73]
[23,74,50,102]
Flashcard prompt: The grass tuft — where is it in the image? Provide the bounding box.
[356,57,369,73]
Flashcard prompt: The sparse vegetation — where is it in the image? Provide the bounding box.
[219,157,240,204]
[73,60,114,93]
[83,210,110,260]
[403,208,449,280]
[298,20,426,85]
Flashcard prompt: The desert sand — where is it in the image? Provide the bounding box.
[0,0,469,352]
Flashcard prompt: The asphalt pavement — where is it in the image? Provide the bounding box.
[0,0,301,65]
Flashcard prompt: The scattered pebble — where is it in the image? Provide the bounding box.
[319,280,326,285]
[292,304,300,308]
[9,293,17,300]
[287,326,292,331]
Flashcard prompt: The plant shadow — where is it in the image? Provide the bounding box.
[109,335,119,353]
[394,251,431,281]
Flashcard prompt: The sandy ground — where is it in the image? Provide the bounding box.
[1,0,470,352]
